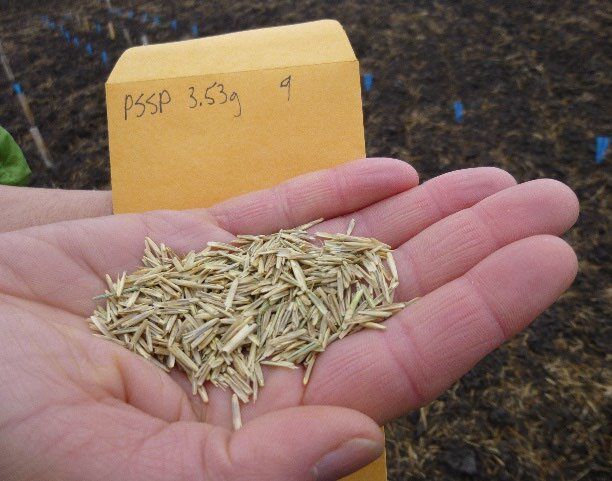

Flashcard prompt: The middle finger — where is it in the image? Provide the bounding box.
[393,178,579,301]
[315,167,516,247]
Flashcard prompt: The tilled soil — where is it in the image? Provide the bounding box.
[1,1,610,479]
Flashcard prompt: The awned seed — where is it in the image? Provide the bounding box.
[88,219,414,428]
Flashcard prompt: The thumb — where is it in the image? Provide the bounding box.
[7,401,383,481]
[208,405,384,481]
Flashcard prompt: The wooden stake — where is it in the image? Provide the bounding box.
[29,126,54,168]
[107,21,116,40]
[16,92,35,126]
[0,41,15,82]
[122,28,132,46]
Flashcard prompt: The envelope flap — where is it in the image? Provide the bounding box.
[107,19,356,84]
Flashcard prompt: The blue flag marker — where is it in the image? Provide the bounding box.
[12,83,22,95]
[73,36,79,47]
[49,21,55,29]
[64,31,71,43]
[127,10,134,19]
[153,15,161,26]
[95,23,101,33]
[191,23,199,37]
[170,19,178,31]
[595,136,609,164]
[141,13,148,23]
[86,43,93,56]
[101,50,108,65]
[363,73,373,92]
[453,100,464,123]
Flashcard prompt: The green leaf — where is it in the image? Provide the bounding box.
[0,126,31,186]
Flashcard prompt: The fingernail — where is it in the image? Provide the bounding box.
[313,438,383,481]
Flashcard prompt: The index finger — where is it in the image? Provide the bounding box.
[208,157,418,234]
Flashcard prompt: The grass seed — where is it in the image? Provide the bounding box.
[88,218,415,418]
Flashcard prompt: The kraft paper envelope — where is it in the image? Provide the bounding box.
[106,19,386,480]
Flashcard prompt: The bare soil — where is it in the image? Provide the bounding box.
[1,1,610,479]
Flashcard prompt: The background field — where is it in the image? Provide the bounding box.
[0,1,610,479]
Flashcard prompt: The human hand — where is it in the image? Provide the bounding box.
[0,159,579,481]
[0,183,112,233]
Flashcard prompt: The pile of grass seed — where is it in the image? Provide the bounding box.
[89,219,410,424]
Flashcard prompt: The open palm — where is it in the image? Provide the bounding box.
[0,159,579,481]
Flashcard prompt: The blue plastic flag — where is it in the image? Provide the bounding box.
[141,13,148,23]
[170,19,178,31]
[49,21,56,29]
[453,100,464,123]
[596,136,609,164]
[12,83,22,95]
[86,43,93,56]
[153,15,161,26]
[101,50,108,65]
[191,23,199,37]
[95,23,101,34]
[363,73,373,92]
[73,36,79,47]
[64,31,71,43]
[127,10,134,19]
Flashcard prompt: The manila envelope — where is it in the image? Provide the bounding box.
[106,19,386,481]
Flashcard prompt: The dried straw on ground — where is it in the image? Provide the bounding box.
[88,219,411,413]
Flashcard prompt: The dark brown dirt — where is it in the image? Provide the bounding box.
[1,1,610,479]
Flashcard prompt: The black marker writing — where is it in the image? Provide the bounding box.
[124,90,171,120]
[280,75,291,101]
